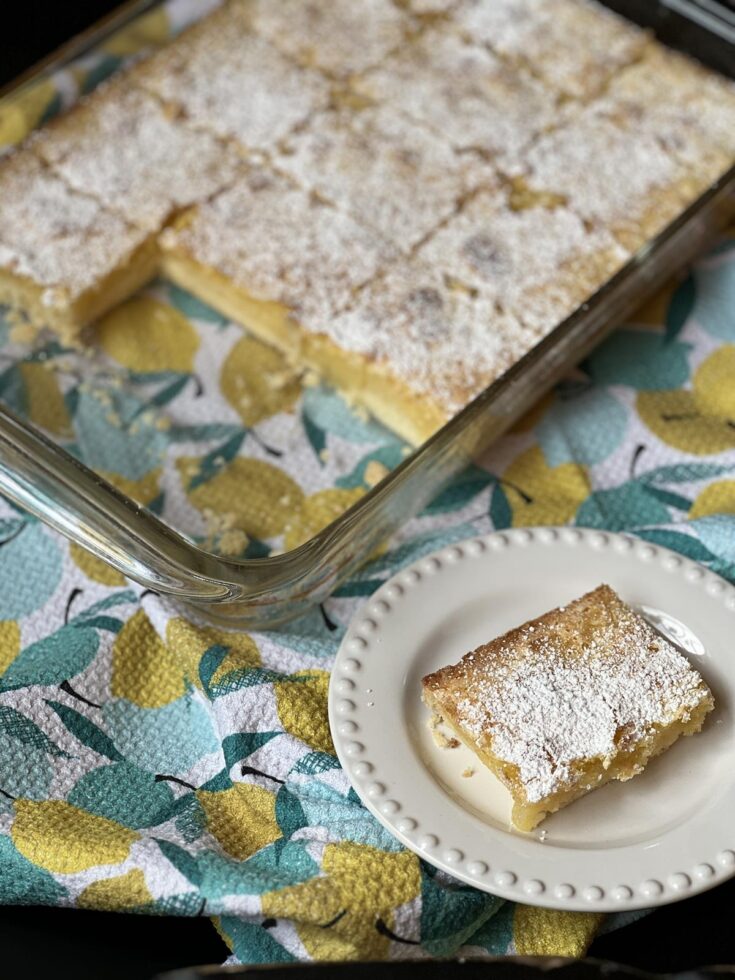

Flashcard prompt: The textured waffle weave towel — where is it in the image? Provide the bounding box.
[1,2,735,965]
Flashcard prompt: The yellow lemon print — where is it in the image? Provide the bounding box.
[221,335,302,426]
[514,906,604,957]
[689,480,735,518]
[197,783,280,860]
[78,868,153,911]
[112,609,186,708]
[263,842,421,960]
[70,544,127,586]
[0,620,20,675]
[503,445,589,526]
[20,363,72,437]
[284,487,365,552]
[179,456,304,540]
[0,79,56,149]
[165,617,260,689]
[99,469,162,508]
[637,347,735,455]
[96,296,199,373]
[12,800,137,873]
[274,670,333,754]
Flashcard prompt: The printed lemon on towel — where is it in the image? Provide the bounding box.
[221,335,302,426]
[197,783,280,860]
[112,609,186,708]
[12,800,137,873]
[502,446,589,526]
[275,670,334,754]
[96,296,199,373]
[165,617,261,690]
[638,346,735,454]
[178,456,305,540]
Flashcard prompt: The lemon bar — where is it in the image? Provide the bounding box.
[593,43,735,185]
[132,1,329,152]
[159,166,395,359]
[277,104,493,251]
[322,259,524,444]
[504,109,710,253]
[418,189,628,334]
[423,585,714,831]
[353,29,557,159]
[246,0,410,77]
[31,80,241,232]
[0,155,157,339]
[454,0,649,99]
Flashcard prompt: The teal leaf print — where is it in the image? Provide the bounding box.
[0,626,98,692]
[302,385,390,443]
[665,275,696,342]
[168,283,228,325]
[82,54,122,93]
[690,515,735,565]
[693,261,735,340]
[219,916,297,964]
[0,706,68,757]
[156,838,203,887]
[0,524,63,620]
[0,837,67,905]
[68,763,176,829]
[0,739,53,803]
[332,579,383,598]
[643,487,692,512]
[302,406,326,462]
[294,751,341,776]
[489,483,512,530]
[222,732,280,770]
[102,696,219,773]
[336,443,406,490]
[423,464,492,515]
[73,387,166,480]
[575,482,671,531]
[168,422,241,442]
[639,463,734,485]
[275,785,308,838]
[635,528,715,562]
[537,390,628,467]
[420,867,501,956]
[586,330,691,390]
[47,700,124,761]
[187,431,247,491]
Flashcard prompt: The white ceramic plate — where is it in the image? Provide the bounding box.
[328,527,735,912]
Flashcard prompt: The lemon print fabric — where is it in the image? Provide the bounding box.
[3,13,735,964]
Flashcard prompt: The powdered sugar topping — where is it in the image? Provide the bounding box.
[449,589,710,802]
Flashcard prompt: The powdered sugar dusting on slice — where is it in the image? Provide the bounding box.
[32,83,241,232]
[277,105,494,251]
[0,154,148,302]
[248,0,410,77]
[322,258,532,413]
[162,167,395,323]
[454,0,648,99]
[505,109,692,237]
[445,587,712,803]
[132,3,329,150]
[419,189,627,321]
[354,30,558,157]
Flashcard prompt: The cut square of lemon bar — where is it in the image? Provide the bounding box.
[277,104,493,251]
[159,165,395,360]
[246,0,410,78]
[417,189,628,335]
[0,154,157,339]
[31,80,241,232]
[131,0,329,152]
[422,585,714,831]
[353,29,557,159]
[454,0,649,100]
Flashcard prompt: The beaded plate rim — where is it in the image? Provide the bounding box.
[328,526,735,912]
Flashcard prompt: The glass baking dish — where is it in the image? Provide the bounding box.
[0,0,733,629]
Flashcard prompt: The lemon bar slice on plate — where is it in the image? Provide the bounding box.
[422,585,714,831]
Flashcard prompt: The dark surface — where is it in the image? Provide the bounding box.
[2,2,735,979]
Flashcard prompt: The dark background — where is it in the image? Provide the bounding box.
[2,2,735,977]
